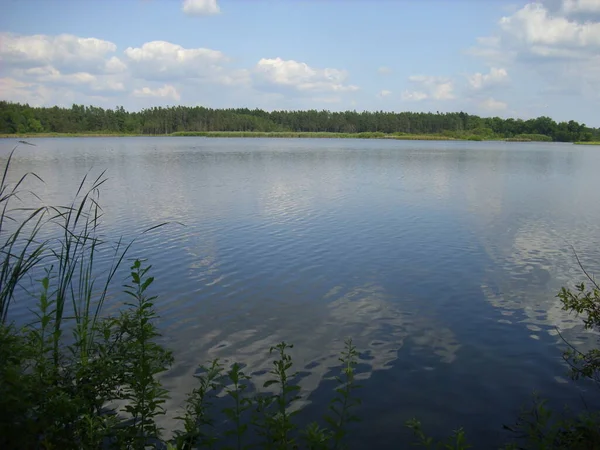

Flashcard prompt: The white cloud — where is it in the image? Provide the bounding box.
[561,0,600,15]
[0,77,31,92]
[124,40,228,81]
[182,0,220,16]
[94,79,126,94]
[0,77,57,106]
[0,32,359,110]
[377,89,392,97]
[0,32,119,74]
[310,96,343,104]
[105,56,127,74]
[254,57,358,94]
[481,97,508,111]
[466,36,514,66]
[403,75,455,101]
[15,64,125,94]
[25,66,95,84]
[401,90,428,101]
[499,3,600,53]
[378,66,392,75]
[470,2,600,66]
[218,69,252,87]
[468,67,509,90]
[132,84,181,101]
[469,1,600,108]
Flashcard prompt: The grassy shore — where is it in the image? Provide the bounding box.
[0,132,153,138]
[4,131,585,142]
[1,131,461,140]
[170,130,460,140]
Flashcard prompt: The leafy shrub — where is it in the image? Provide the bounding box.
[512,134,553,142]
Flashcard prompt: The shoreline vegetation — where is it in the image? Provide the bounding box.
[1,101,599,143]
[0,131,583,143]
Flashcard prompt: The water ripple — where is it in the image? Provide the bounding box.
[3,138,600,448]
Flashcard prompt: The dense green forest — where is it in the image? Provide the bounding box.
[1,101,598,142]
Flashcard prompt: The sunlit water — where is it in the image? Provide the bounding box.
[2,137,600,447]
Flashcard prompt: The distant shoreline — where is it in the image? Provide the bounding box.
[0,133,154,138]
[0,131,457,140]
[0,131,576,142]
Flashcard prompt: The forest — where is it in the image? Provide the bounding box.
[1,100,598,142]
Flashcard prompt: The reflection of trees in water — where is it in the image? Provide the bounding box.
[159,281,460,431]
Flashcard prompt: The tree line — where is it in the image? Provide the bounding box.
[1,101,598,142]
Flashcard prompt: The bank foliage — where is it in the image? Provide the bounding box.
[1,101,599,142]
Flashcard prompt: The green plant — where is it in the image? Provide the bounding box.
[222,363,253,450]
[0,146,47,324]
[512,134,553,142]
[557,265,600,385]
[302,422,333,450]
[174,358,224,449]
[405,419,471,450]
[173,339,362,450]
[325,338,361,449]
[502,394,600,450]
[0,147,176,448]
[119,260,174,449]
[252,342,301,449]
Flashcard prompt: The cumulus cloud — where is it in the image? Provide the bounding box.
[468,67,509,90]
[254,57,358,94]
[0,32,358,109]
[499,3,600,54]
[471,1,600,64]
[0,32,121,74]
[124,41,228,81]
[133,84,181,101]
[377,90,392,97]
[560,0,600,17]
[402,75,455,101]
[469,1,600,102]
[0,78,47,105]
[401,90,428,101]
[0,77,91,107]
[105,56,127,74]
[378,66,392,75]
[481,97,508,111]
[24,66,94,84]
[310,96,343,104]
[218,69,252,87]
[17,64,125,94]
[466,36,514,66]
[182,0,220,16]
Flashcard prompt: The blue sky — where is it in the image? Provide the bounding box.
[1,0,599,126]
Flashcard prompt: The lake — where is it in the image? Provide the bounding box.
[1,137,600,447]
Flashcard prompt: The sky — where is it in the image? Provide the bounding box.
[1,0,599,126]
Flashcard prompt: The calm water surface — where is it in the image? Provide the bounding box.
[2,137,600,447]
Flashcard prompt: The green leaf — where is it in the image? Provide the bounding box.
[263,380,279,388]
